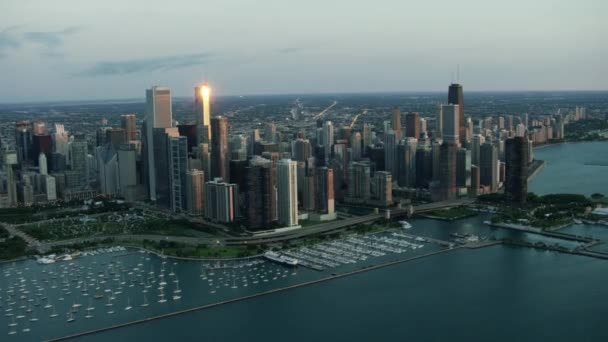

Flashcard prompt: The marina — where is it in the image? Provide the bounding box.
[1,222,456,341]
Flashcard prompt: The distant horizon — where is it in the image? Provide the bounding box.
[2,0,605,103]
[2,88,607,106]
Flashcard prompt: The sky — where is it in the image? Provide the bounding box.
[0,0,606,102]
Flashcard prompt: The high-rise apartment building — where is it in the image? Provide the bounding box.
[204,178,238,223]
[211,116,230,182]
[277,159,298,227]
[186,169,205,216]
[168,136,188,213]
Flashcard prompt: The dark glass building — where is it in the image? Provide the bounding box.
[448,83,466,146]
[505,136,529,204]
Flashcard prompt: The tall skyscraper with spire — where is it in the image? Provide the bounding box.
[448,83,466,146]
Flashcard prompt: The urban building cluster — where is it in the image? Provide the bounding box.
[0,83,590,230]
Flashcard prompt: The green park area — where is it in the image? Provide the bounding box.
[0,200,132,224]
[137,240,262,258]
[479,193,601,229]
[0,226,28,260]
[19,214,212,242]
[420,207,477,221]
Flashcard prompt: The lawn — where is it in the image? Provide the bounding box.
[421,207,477,221]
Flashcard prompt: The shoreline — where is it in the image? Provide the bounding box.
[533,139,607,150]
[46,246,464,342]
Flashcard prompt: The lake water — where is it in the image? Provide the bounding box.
[529,141,608,196]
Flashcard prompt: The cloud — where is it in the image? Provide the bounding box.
[277,47,303,54]
[0,26,80,58]
[0,26,21,58]
[23,26,81,49]
[76,53,215,77]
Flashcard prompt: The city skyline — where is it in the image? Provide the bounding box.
[1,0,607,102]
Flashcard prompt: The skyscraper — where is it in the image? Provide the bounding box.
[195,83,211,143]
[470,165,480,197]
[480,142,498,192]
[440,104,460,145]
[415,147,433,188]
[314,166,335,219]
[405,112,420,139]
[177,124,198,153]
[38,153,48,175]
[391,107,402,138]
[168,136,188,213]
[456,147,471,188]
[292,139,312,162]
[96,144,119,195]
[505,137,529,204]
[277,159,298,227]
[438,142,458,201]
[204,178,238,223]
[146,86,172,128]
[347,161,371,202]
[321,121,334,163]
[211,116,230,182]
[121,114,137,141]
[53,124,69,157]
[362,123,372,151]
[186,169,205,216]
[144,86,173,201]
[246,157,277,230]
[350,132,362,161]
[471,134,485,167]
[372,171,392,206]
[70,133,88,187]
[396,139,416,188]
[265,123,277,143]
[117,145,137,201]
[384,130,397,174]
[448,83,466,146]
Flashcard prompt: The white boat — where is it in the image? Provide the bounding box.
[399,221,412,229]
[264,251,299,267]
[125,298,132,311]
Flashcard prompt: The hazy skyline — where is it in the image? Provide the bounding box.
[1,0,606,102]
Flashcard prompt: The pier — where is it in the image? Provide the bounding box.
[488,222,595,243]
[46,247,464,342]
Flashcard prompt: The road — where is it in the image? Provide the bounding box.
[36,199,472,250]
[1,223,41,249]
[312,101,338,120]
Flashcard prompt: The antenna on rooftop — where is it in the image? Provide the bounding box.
[457,64,461,83]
